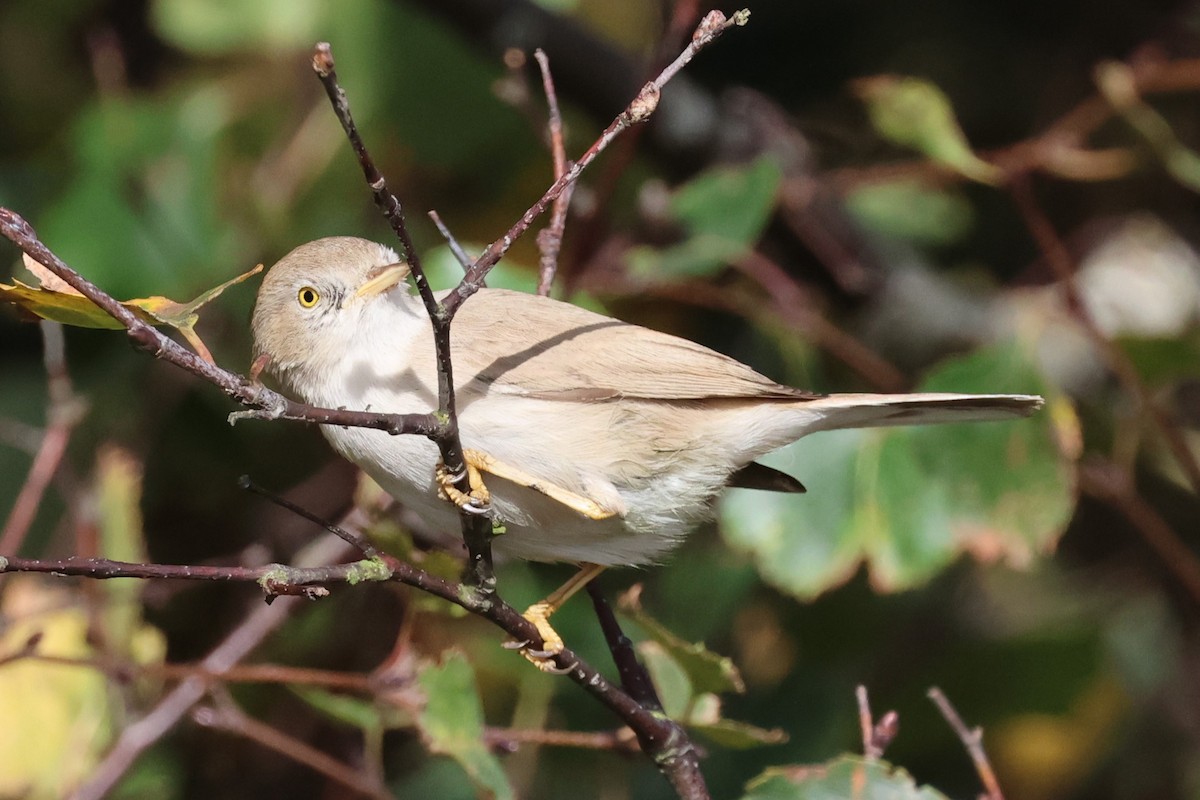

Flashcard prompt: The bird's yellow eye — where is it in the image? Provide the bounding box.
[297,287,319,308]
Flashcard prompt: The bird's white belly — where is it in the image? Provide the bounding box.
[318,392,706,566]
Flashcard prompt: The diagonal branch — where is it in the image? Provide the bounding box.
[0,210,441,439]
[3,537,706,799]
[310,42,495,594]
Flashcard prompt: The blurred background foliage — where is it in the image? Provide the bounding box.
[2,0,1200,798]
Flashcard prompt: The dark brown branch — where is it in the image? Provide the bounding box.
[4,536,706,799]
[310,43,496,594]
[586,581,662,712]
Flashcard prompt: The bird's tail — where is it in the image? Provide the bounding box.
[796,392,1044,435]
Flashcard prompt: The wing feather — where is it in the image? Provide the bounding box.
[445,289,815,402]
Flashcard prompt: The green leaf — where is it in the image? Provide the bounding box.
[691,715,789,749]
[636,641,694,720]
[416,653,513,800]
[629,156,782,280]
[291,686,412,731]
[742,757,950,800]
[845,180,974,246]
[152,0,325,54]
[854,76,1001,184]
[1118,334,1200,386]
[618,588,745,695]
[721,341,1076,598]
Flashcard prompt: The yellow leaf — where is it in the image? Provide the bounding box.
[0,261,263,363]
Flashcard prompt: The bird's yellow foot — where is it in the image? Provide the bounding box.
[436,457,490,514]
[508,600,576,674]
[503,563,606,674]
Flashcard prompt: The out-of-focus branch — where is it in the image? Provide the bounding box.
[193,690,392,800]
[68,535,358,800]
[0,322,83,554]
[1080,457,1200,605]
[1010,177,1200,495]
[928,687,1004,800]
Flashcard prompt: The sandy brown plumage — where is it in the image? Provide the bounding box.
[252,237,1043,566]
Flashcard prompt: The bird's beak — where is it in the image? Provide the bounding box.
[354,263,409,300]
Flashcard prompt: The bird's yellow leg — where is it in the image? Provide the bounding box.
[518,562,606,672]
[435,456,491,513]
[450,448,616,520]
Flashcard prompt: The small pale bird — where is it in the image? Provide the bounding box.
[251,237,1042,662]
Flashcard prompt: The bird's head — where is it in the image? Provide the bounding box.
[251,237,411,392]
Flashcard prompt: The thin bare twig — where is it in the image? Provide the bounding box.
[534,49,575,297]
[445,9,751,316]
[856,686,876,757]
[928,687,1004,800]
[239,475,380,559]
[428,209,475,272]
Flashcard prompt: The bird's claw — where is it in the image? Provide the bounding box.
[436,459,490,512]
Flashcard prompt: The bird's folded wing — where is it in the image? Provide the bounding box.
[447,289,817,402]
